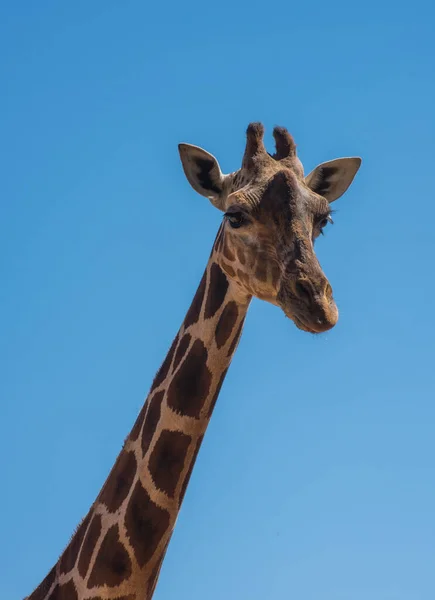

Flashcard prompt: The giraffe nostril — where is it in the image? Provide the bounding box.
[295,281,312,306]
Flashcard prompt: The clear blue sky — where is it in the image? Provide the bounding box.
[1,1,435,598]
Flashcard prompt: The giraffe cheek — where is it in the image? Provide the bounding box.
[222,237,236,262]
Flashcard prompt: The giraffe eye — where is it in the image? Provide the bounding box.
[225,212,245,229]
[318,214,334,234]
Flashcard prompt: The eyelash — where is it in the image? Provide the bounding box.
[318,214,334,234]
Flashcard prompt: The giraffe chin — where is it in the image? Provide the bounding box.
[291,313,337,335]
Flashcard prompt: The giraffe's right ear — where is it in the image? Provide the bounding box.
[178,143,226,210]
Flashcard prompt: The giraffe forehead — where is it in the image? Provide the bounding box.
[255,190,309,227]
[230,167,307,213]
[257,179,329,226]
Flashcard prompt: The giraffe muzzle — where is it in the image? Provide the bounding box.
[277,277,339,334]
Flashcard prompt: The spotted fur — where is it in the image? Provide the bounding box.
[26,123,360,600]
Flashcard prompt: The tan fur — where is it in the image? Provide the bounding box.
[27,123,361,600]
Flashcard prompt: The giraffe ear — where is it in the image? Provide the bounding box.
[305,157,362,203]
[178,143,226,210]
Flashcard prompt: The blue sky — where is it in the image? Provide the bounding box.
[1,1,435,598]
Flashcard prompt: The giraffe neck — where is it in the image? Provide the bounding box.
[28,250,251,600]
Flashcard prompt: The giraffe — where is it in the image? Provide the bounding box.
[26,123,361,600]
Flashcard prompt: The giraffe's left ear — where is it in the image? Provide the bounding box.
[178,143,226,210]
[305,157,362,203]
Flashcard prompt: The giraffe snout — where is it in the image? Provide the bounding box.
[277,273,338,334]
[293,277,338,333]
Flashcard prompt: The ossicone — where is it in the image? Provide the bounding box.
[242,122,268,169]
[273,126,297,160]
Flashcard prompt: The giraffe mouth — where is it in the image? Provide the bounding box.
[292,315,323,334]
[291,309,338,334]
[292,316,323,334]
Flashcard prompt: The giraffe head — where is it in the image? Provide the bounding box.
[179,123,361,334]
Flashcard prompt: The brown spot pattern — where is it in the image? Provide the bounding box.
[222,238,235,261]
[205,263,229,319]
[142,391,164,456]
[99,450,137,513]
[148,430,192,497]
[147,560,164,598]
[215,301,239,349]
[227,317,245,357]
[221,262,236,278]
[173,333,191,369]
[236,245,246,265]
[87,525,132,588]
[86,597,135,600]
[255,262,268,282]
[77,514,102,578]
[237,269,251,289]
[167,339,212,418]
[46,580,78,600]
[85,596,135,600]
[184,271,206,328]
[125,481,170,568]
[151,334,178,390]
[130,415,145,445]
[207,368,229,417]
[129,402,147,442]
[28,566,56,600]
[179,435,204,506]
[59,511,91,575]
[217,235,225,253]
